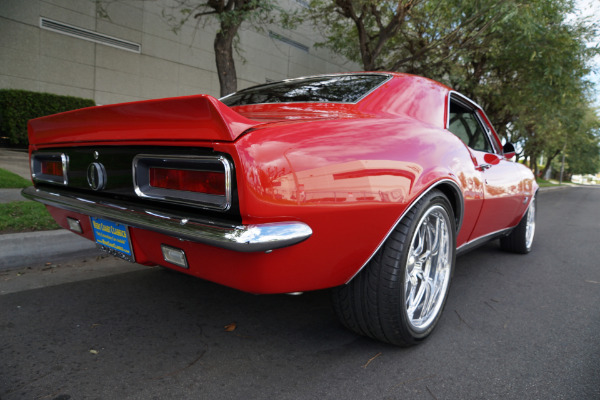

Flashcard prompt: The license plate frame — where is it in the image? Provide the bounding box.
[90,217,135,262]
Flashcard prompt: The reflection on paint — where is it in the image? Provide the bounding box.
[269,160,422,204]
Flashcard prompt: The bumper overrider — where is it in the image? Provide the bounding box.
[22,186,312,253]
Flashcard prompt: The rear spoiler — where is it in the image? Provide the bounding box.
[28,95,260,146]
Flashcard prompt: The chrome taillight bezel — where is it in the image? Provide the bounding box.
[31,152,69,185]
[132,154,232,211]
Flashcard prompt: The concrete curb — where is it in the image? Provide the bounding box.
[0,229,101,271]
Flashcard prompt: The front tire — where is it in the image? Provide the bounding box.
[332,190,456,346]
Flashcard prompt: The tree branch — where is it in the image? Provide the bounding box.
[194,10,219,18]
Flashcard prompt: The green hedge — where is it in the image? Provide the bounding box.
[0,90,95,147]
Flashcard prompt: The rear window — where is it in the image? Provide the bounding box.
[220,74,390,106]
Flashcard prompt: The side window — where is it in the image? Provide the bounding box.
[448,100,492,152]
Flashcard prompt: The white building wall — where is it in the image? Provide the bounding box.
[0,0,359,105]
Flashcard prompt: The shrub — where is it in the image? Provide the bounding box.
[0,90,95,147]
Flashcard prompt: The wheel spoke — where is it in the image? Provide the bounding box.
[414,223,426,256]
[405,282,416,313]
[429,216,441,257]
[406,278,426,319]
[419,277,436,320]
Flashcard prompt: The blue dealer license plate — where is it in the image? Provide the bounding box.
[91,217,135,262]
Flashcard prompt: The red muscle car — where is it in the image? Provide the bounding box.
[23,73,537,345]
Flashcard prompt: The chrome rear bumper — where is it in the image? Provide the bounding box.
[22,186,312,252]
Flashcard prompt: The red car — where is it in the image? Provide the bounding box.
[23,73,537,345]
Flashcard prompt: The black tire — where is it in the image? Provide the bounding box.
[332,190,456,346]
[500,195,536,254]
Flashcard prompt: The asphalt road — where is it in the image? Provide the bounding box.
[1,186,599,400]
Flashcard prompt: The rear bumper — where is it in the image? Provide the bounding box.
[22,186,312,252]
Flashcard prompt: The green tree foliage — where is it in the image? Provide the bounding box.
[302,0,600,174]
[302,0,513,73]
[459,0,599,175]
[565,107,600,175]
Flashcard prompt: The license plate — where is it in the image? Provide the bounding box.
[91,217,135,262]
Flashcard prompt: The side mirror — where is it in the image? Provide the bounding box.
[503,142,516,159]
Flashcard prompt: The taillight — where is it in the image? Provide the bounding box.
[149,168,225,195]
[133,154,232,211]
[41,160,63,177]
[31,153,68,185]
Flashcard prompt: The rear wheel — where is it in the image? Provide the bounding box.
[332,190,456,346]
[500,195,536,254]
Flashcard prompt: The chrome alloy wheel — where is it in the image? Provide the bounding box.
[525,198,536,249]
[405,205,452,332]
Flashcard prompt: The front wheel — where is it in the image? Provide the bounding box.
[332,190,456,346]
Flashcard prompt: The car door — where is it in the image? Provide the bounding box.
[447,94,525,241]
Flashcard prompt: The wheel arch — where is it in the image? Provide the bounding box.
[345,178,463,284]
[434,180,464,234]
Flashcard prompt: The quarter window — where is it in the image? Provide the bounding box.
[448,100,492,152]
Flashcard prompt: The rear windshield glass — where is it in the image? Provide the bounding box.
[220,74,390,106]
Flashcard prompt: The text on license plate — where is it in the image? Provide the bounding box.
[91,217,135,262]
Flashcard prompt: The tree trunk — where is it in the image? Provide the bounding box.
[539,149,561,180]
[529,153,539,177]
[214,27,239,97]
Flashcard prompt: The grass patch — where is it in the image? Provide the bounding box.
[0,201,60,233]
[0,168,31,188]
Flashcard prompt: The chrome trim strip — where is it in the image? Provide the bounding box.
[345,179,463,284]
[132,154,233,211]
[447,91,483,120]
[455,227,513,256]
[22,186,312,253]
